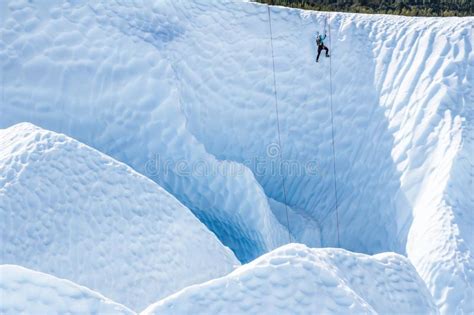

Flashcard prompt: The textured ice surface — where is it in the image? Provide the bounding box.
[143,243,438,315]
[0,123,239,311]
[0,264,134,315]
[0,0,472,312]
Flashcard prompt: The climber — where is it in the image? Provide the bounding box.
[316,32,330,62]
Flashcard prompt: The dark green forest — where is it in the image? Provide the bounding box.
[255,0,473,16]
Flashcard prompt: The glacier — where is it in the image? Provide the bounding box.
[143,244,438,315]
[1,244,437,315]
[0,123,239,311]
[0,0,472,313]
[0,264,134,315]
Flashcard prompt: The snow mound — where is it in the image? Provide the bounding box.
[0,123,239,311]
[143,244,437,315]
[0,264,134,315]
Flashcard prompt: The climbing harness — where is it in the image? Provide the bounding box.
[267,5,292,244]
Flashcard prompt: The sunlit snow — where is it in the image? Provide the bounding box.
[0,0,472,313]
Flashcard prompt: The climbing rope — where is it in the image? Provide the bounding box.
[324,13,327,36]
[266,7,340,247]
[267,5,292,244]
[327,13,341,247]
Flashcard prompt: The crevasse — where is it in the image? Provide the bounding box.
[0,0,472,312]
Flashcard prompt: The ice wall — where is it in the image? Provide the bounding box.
[0,0,472,312]
[0,123,239,310]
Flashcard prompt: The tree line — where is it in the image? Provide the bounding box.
[255,0,473,16]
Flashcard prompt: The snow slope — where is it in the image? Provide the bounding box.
[0,0,472,312]
[0,123,239,311]
[143,243,437,315]
[0,264,134,315]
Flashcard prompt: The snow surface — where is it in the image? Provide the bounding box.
[0,123,239,311]
[0,264,134,315]
[143,243,438,315]
[0,0,472,312]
